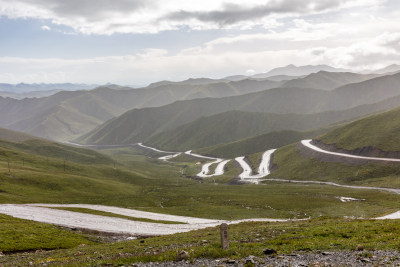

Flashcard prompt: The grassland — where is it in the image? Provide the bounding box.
[271,144,400,189]
[0,213,95,253]
[48,207,185,224]
[2,217,400,266]
[319,106,400,151]
[196,129,325,158]
[2,131,400,264]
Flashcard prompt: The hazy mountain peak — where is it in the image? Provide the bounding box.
[372,64,400,74]
[251,64,349,79]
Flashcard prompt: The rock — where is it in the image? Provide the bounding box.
[263,248,277,255]
[201,240,208,244]
[176,250,189,261]
[226,259,236,264]
[360,258,370,263]
[245,255,255,264]
[356,245,364,251]
[322,251,333,255]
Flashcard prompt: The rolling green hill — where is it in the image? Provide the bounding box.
[195,128,326,158]
[146,110,338,151]
[78,73,400,146]
[269,106,400,189]
[318,106,400,152]
[0,128,112,165]
[0,79,282,141]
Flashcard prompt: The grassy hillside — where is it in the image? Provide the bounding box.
[0,79,281,141]
[318,106,400,151]
[196,128,326,158]
[78,86,400,146]
[271,144,400,189]
[147,110,337,151]
[3,218,400,265]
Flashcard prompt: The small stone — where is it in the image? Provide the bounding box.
[201,240,208,244]
[322,252,333,255]
[226,259,236,264]
[245,255,255,264]
[74,251,83,256]
[356,245,364,251]
[360,258,370,263]
[263,248,277,255]
[176,250,189,261]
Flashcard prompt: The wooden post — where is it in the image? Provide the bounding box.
[220,223,229,250]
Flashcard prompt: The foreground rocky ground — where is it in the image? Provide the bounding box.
[132,251,400,266]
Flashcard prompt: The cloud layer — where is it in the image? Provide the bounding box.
[0,0,385,34]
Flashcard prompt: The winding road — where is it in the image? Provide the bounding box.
[235,149,276,183]
[301,139,400,162]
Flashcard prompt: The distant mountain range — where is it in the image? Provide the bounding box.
[2,63,400,151]
[251,64,349,78]
[0,83,98,93]
[77,72,400,147]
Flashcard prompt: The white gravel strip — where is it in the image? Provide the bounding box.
[197,159,223,177]
[301,139,400,162]
[0,204,295,236]
[197,159,231,178]
[213,160,231,175]
[28,204,216,224]
[158,153,182,161]
[185,150,219,160]
[338,197,365,202]
[0,204,213,235]
[137,143,179,154]
[235,149,276,181]
[377,211,400,219]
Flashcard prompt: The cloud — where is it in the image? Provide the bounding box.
[41,25,51,31]
[165,0,369,26]
[0,0,385,34]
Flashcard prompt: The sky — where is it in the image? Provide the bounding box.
[0,0,399,86]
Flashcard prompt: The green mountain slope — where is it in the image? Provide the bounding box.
[0,128,112,165]
[269,106,400,189]
[0,79,282,141]
[78,73,400,145]
[318,106,400,152]
[146,110,338,151]
[195,128,326,158]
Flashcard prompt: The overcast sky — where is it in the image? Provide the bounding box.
[0,0,399,85]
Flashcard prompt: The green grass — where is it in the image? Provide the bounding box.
[196,129,326,158]
[319,106,400,151]
[0,214,95,253]
[48,207,185,224]
[1,217,400,265]
[271,144,400,189]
